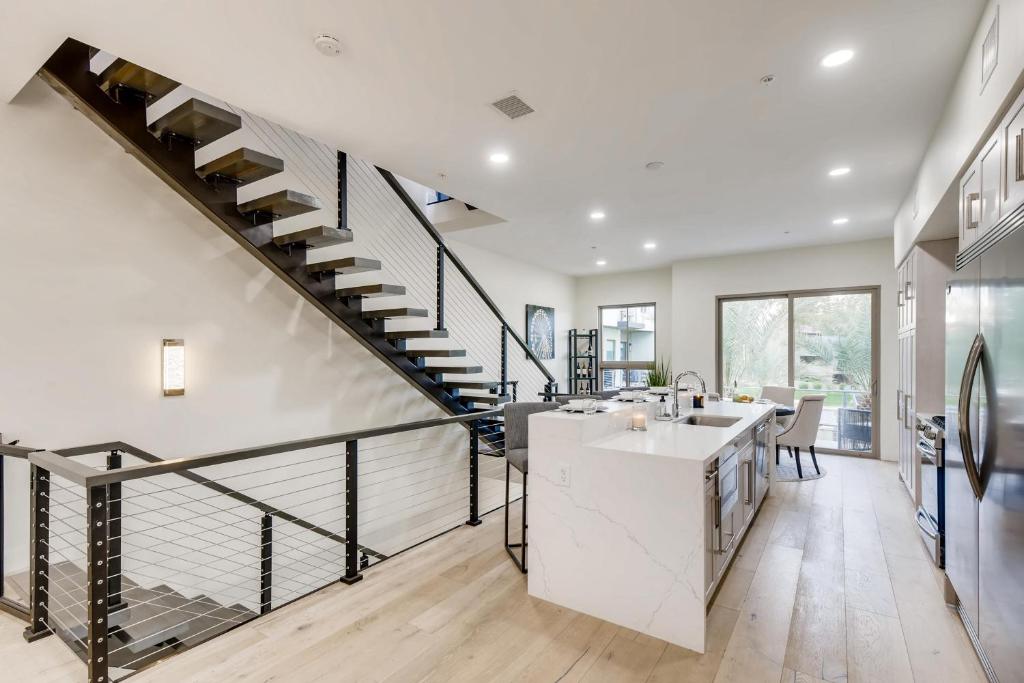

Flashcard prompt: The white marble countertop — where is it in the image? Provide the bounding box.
[536,399,775,464]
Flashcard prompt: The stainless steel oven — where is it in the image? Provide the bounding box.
[915,414,944,567]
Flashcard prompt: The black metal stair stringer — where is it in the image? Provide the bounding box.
[38,38,467,417]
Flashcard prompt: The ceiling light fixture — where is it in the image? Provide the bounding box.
[821,49,854,68]
[828,166,851,177]
[832,217,849,225]
[313,34,342,57]
[643,242,657,250]
[590,210,606,220]
[489,152,510,164]
[595,259,607,266]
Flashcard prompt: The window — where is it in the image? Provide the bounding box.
[718,288,878,456]
[599,304,655,390]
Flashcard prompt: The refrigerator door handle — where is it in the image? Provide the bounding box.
[957,333,985,501]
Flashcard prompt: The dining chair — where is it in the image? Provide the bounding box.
[776,394,826,478]
[503,401,558,573]
[761,385,796,428]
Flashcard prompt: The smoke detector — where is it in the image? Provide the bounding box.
[314,34,342,56]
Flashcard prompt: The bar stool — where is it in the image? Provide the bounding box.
[503,401,557,573]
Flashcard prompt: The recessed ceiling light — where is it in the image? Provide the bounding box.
[821,49,854,68]
[589,210,606,220]
[645,161,665,171]
[643,242,657,250]
[489,152,510,164]
[760,74,776,85]
[828,166,851,177]
[595,259,607,266]
[832,217,849,225]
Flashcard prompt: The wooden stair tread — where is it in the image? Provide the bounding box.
[97,58,179,102]
[460,394,510,405]
[361,308,428,319]
[274,225,352,249]
[385,329,448,340]
[148,98,241,148]
[405,349,466,357]
[443,379,498,389]
[238,189,322,220]
[308,256,381,276]
[196,148,283,185]
[424,365,483,374]
[337,283,405,298]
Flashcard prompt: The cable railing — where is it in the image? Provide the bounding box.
[10,409,510,682]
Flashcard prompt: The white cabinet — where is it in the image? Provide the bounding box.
[1001,86,1024,216]
[896,239,956,504]
[960,159,982,251]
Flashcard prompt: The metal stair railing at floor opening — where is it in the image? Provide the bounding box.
[8,410,512,683]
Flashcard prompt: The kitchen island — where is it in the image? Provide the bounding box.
[527,399,775,653]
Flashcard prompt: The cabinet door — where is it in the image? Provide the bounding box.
[979,132,1002,236]
[1002,88,1024,216]
[897,260,906,330]
[960,161,981,251]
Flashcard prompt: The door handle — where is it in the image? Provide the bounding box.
[915,509,939,539]
[958,334,985,501]
[897,389,903,423]
[903,393,913,430]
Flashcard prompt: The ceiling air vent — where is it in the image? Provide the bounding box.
[491,94,534,120]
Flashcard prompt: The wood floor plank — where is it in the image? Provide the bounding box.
[647,605,740,683]
[514,614,620,683]
[767,510,810,551]
[578,632,667,683]
[845,607,914,683]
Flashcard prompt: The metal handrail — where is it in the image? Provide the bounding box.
[28,409,501,488]
[375,167,556,385]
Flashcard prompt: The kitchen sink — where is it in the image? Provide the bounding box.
[673,414,743,428]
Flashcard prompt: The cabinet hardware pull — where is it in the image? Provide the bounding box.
[897,389,903,423]
[903,393,913,431]
[897,289,904,308]
[966,192,980,229]
[904,280,913,300]
[1017,132,1024,182]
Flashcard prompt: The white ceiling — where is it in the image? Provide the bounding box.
[1,0,984,274]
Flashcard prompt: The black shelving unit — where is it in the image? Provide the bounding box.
[568,329,599,394]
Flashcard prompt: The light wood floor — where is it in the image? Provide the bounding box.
[1,454,987,683]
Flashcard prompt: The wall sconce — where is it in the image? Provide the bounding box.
[162,339,185,396]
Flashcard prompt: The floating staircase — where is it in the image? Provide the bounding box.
[40,38,524,421]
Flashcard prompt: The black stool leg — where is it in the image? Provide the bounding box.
[794,446,803,479]
[521,473,528,573]
[809,445,820,475]
[504,461,527,574]
[775,443,780,465]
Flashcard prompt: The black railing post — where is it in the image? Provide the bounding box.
[105,450,123,611]
[23,465,51,642]
[341,440,363,585]
[500,325,509,397]
[86,482,109,683]
[510,381,519,403]
[467,420,481,527]
[436,246,446,331]
[260,514,272,614]
[337,151,348,231]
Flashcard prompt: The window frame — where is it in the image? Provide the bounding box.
[597,302,657,388]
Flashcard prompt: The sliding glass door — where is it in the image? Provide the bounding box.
[718,287,879,457]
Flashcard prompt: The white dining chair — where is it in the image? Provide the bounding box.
[761,386,796,428]
[776,394,826,478]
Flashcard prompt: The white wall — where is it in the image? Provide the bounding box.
[445,238,575,393]
[575,267,673,364]
[669,238,898,460]
[895,0,1024,262]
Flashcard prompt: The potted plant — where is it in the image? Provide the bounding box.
[646,358,672,390]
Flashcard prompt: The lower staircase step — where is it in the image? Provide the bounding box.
[405,349,466,358]
[460,393,511,405]
[274,226,353,249]
[308,257,381,276]
[361,308,428,320]
[238,189,322,221]
[444,379,498,390]
[424,364,483,374]
[148,98,241,148]
[337,283,405,299]
[97,58,179,102]
[196,148,284,185]
[385,329,448,340]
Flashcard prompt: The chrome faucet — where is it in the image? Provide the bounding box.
[672,370,708,418]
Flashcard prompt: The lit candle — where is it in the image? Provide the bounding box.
[631,409,648,431]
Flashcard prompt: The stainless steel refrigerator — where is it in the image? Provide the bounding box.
[946,225,1024,683]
